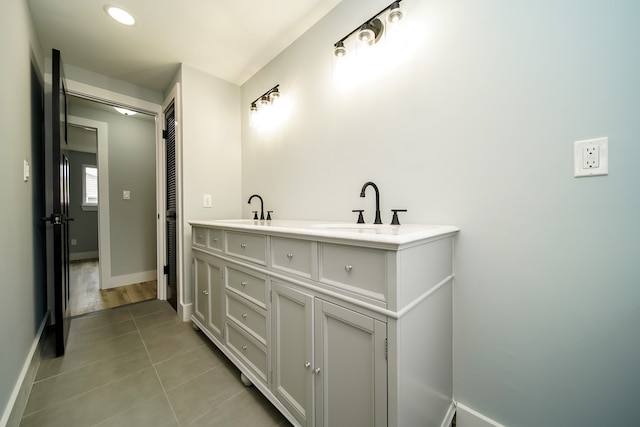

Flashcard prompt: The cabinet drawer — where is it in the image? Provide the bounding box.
[319,243,387,301]
[226,293,267,345]
[226,323,267,383]
[226,231,266,265]
[271,237,314,279]
[207,228,223,252]
[226,266,267,308]
[192,227,207,247]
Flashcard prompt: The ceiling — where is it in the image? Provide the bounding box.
[27,0,342,92]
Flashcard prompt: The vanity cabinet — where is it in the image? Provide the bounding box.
[189,220,458,427]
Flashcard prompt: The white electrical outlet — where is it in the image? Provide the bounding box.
[71,239,77,246]
[574,137,608,177]
[203,194,212,208]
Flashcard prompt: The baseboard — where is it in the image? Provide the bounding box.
[69,251,99,261]
[455,402,505,427]
[180,302,193,322]
[1,312,50,427]
[440,401,457,427]
[102,270,157,289]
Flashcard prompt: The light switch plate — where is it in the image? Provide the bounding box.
[574,137,608,177]
[24,160,30,182]
[123,190,131,200]
[203,194,212,208]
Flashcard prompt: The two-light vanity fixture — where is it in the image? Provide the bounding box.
[249,84,281,129]
[333,0,404,58]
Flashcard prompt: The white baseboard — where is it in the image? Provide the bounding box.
[455,402,505,427]
[101,270,157,290]
[440,401,457,427]
[69,251,98,261]
[180,302,193,322]
[1,313,49,427]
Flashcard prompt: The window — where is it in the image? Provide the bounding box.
[82,164,98,211]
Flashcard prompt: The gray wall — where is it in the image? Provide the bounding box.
[0,0,45,419]
[241,0,640,425]
[67,103,157,276]
[67,150,98,258]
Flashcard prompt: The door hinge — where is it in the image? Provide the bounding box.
[162,130,168,139]
[385,338,388,360]
[163,265,169,275]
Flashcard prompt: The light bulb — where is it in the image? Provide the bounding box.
[357,24,375,45]
[334,41,347,57]
[105,6,136,26]
[269,89,281,109]
[388,2,403,23]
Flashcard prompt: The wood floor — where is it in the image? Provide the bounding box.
[69,259,157,317]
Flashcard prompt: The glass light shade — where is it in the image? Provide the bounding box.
[269,89,281,108]
[388,2,403,23]
[249,103,258,128]
[258,96,270,108]
[334,41,347,57]
[357,24,375,44]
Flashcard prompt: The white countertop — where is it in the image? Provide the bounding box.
[189,219,459,246]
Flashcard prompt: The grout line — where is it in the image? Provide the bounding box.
[189,389,247,426]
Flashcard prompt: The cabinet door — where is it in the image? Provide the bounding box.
[272,281,314,427]
[193,253,224,341]
[314,299,387,427]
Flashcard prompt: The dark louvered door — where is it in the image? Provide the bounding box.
[165,103,177,310]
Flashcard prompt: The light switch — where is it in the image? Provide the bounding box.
[24,160,30,182]
[123,190,131,200]
[203,194,212,208]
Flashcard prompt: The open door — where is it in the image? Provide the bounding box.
[43,49,72,356]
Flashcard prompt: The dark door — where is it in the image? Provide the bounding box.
[44,49,72,356]
[164,103,177,310]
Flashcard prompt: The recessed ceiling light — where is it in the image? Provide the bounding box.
[114,107,137,116]
[104,5,136,26]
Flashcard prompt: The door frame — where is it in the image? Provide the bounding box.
[60,78,166,299]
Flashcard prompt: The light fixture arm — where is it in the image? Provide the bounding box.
[250,84,280,107]
[333,0,403,48]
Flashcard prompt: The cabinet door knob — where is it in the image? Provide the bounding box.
[212,238,218,242]
[242,313,248,319]
[304,362,311,368]
[286,253,294,259]
[242,345,248,351]
[202,290,209,295]
[241,243,247,248]
[313,368,321,375]
[345,265,353,272]
[241,281,247,287]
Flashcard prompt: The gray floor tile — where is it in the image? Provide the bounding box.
[190,387,290,427]
[24,346,152,415]
[94,394,179,427]
[155,343,225,391]
[166,364,246,425]
[128,299,174,318]
[70,308,133,334]
[137,316,192,347]
[144,325,207,365]
[20,367,164,427]
[134,308,181,330]
[35,332,144,381]
[66,319,138,352]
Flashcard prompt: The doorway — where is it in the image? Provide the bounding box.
[65,95,159,316]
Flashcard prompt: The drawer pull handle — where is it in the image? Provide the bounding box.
[242,345,248,351]
[202,290,209,295]
[197,235,203,239]
[314,368,321,375]
[212,238,218,242]
[241,281,247,287]
[304,362,311,368]
[241,243,247,248]
[242,313,247,319]
[345,265,353,272]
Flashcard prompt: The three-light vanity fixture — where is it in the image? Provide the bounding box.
[333,0,404,58]
[249,84,281,128]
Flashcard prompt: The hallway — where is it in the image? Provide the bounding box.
[21,299,290,426]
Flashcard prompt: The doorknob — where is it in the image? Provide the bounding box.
[42,213,74,225]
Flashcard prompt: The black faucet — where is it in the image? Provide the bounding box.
[360,182,382,224]
[248,194,264,220]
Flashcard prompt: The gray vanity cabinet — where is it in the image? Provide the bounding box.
[192,251,224,341]
[272,281,387,427]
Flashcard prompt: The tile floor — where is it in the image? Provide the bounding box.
[21,299,292,427]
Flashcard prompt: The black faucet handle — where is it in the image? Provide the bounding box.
[252,211,259,220]
[390,209,407,225]
[266,211,273,221]
[352,209,365,224]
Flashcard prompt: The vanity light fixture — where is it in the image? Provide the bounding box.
[104,5,136,26]
[333,0,404,57]
[248,84,281,128]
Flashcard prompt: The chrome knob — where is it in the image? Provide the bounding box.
[304,362,311,368]
[242,345,248,350]
[345,265,353,272]
[241,243,247,248]
[313,368,321,375]
[202,290,209,295]
[241,281,247,287]
[212,238,218,242]
[242,313,247,319]
[286,253,294,259]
